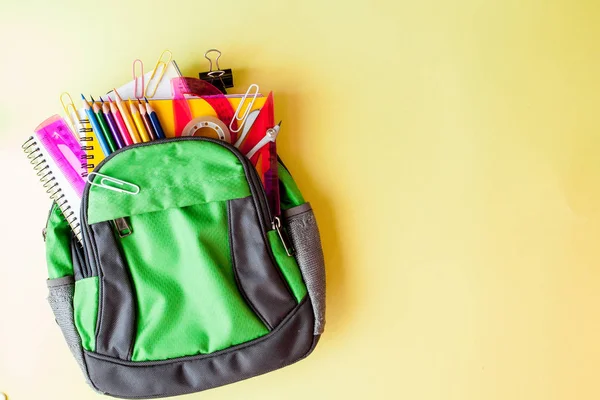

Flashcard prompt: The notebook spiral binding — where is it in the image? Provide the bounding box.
[22,136,83,243]
[78,118,95,176]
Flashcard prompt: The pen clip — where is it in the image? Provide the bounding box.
[145,49,172,98]
[87,172,140,195]
[230,84,259,134]
[133,59,144,100]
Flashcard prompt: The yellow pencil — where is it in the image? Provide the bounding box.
[113,89,141,144]
[129,98,151,142]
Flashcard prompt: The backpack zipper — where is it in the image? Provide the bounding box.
[273,216,294,256]
[79,136,275,277]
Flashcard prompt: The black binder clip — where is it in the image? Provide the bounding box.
[199,49,234,94]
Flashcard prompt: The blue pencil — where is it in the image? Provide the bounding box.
[144,97,166,139]
[81,94,111,156]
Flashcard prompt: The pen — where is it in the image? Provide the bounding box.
[108,97,133,146]
[101,97,125,149]
[144,97,166,139]
[129,98,151,142]
[138,100,156,141]
[91,96,117,153]
[81,94,111,156]
[113,89,141,144]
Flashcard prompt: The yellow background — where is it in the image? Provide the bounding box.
[1,0,599,399]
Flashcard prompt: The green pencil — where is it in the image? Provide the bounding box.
[91,95,117,153]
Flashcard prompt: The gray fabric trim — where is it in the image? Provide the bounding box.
[84,298,316,399]
[90,221,137,360]
[285,206,326,335]
[282,202,312,219]
[228,197,296,329]
[47,280,98,392]
[47,275,75,287]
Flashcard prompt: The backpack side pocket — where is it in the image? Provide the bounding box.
[284,203,326,335]
[47,277,97,390]
[47,278,85,371]
[45,204,98,391]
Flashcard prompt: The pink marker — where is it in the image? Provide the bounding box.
[34,115,86,196]
[108,97,134,146]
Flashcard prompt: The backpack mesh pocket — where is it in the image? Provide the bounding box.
[284,203,326,335]
[47,277,95,390]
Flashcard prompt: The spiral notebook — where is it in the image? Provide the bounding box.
[22,116,86,243]
[76,108,104,175]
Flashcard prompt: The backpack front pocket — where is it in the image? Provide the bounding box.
[82,138,298,362]
[119,200,270,362]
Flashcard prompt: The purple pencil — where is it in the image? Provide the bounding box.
[101,97,125,149]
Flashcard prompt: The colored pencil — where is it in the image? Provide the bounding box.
[100,97,125,149]
[138,100,156,141]
[129,98,150,142]
[144,97,166,139]
[108,97,134,146]
[81,94,111,156]
[113,89,141,144]
[91,96,117,153]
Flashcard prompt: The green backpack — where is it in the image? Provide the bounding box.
[44,137,326,398]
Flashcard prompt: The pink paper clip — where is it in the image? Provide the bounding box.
[133,59,144,99]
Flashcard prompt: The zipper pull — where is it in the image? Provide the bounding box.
[114,217,133,237]
[273,216,294,256]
